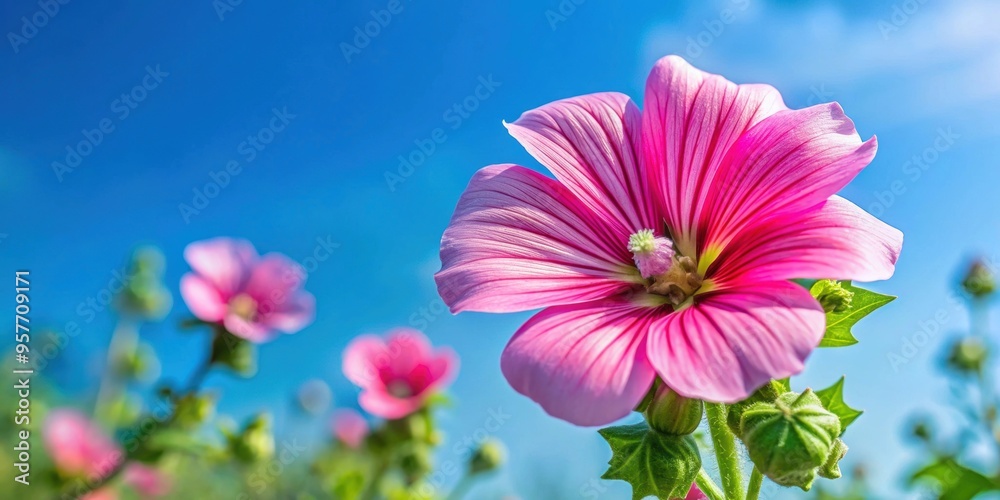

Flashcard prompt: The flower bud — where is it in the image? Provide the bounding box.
[962,260,996,298]
[115,246,172,320]
[740,389,841,491]
[818,438,848,479]
[726,379,784,436]
[813,279,854,313]
[946,337,988,373]
[211,329,258,376]
[644,383,703,435]
[174,393,217,429]
[229,413,275,463]
[469,439,507,475]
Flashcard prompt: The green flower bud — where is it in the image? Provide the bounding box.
[818,438,848,479]
[946,337,988,373]
[813,279,854,313]
[643,382,703,435]
[740,389,841,491]
[962,260,996,298]
[115,246,172,320]
[211,329,258,376]
[114,342,161,382]
[469,439,506,475]
[229,413,274,463]
[726,379,784,436]
[400,446,434,482]
[174,393,217,429]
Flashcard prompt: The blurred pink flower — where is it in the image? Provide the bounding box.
[123,463,171,497]
[44,410,170,497]
[180,237,316,342]
[44,409,120,478]
[435,55,902,425]
[343,329,458,419]
[331,409,369,448]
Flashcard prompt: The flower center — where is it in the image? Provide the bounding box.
[228,293,259,322]
[387,379,413,398]
[628,229,704,307]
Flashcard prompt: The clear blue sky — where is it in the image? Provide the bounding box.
[3,0,999,497]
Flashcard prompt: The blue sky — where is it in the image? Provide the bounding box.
[3,0,1000,497]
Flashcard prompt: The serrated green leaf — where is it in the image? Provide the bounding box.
[598,422,701,500]
[812,281,895,348]
[815,377,863,434]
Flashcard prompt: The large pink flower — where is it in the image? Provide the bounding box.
[435,55,902,426]
[343,329,458,419]
[44,410,171,497]
[180,237,316,342]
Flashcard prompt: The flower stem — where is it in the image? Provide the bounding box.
[746,467,763,500]
[446,473,475,500]
[695,469,726,500]
[705,402,743,500]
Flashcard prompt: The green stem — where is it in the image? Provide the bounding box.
[446,473,475,500]
[695,469,726,500]
[746,467,763,500]
[705,402,743,500]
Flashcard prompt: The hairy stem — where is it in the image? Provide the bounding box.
[746,467,763,500]
[706,402,743,500]
[696,469,726,500]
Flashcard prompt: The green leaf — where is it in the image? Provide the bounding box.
[812,281,895,348]
[598,422,701,500]
[909,457,1000,500]
[815,377,863,434]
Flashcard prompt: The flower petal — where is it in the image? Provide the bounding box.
[359,390,423,420]
[505,92,655,232]
[699,103,877,256]
[342,335,389,389]
[260,291,315,334]
[224,314,276,343]
[647,281,824,402]
[500,299,657,426]
[183,238,258,297]
[711,196,903,285]
[436,164,635,313]
[179,274,228,322]
[642,55,786,255]
[244,253,306,300]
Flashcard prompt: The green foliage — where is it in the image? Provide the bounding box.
[598,422,701,500]
[811,281,895,347]
[910,457,999,500]
[815,377,863,434]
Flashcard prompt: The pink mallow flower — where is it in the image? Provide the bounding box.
[180,237,316,342]
[44,410,171,497]
[435,55,902,426]
[331,409,370,448]
[343,329,458,419]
